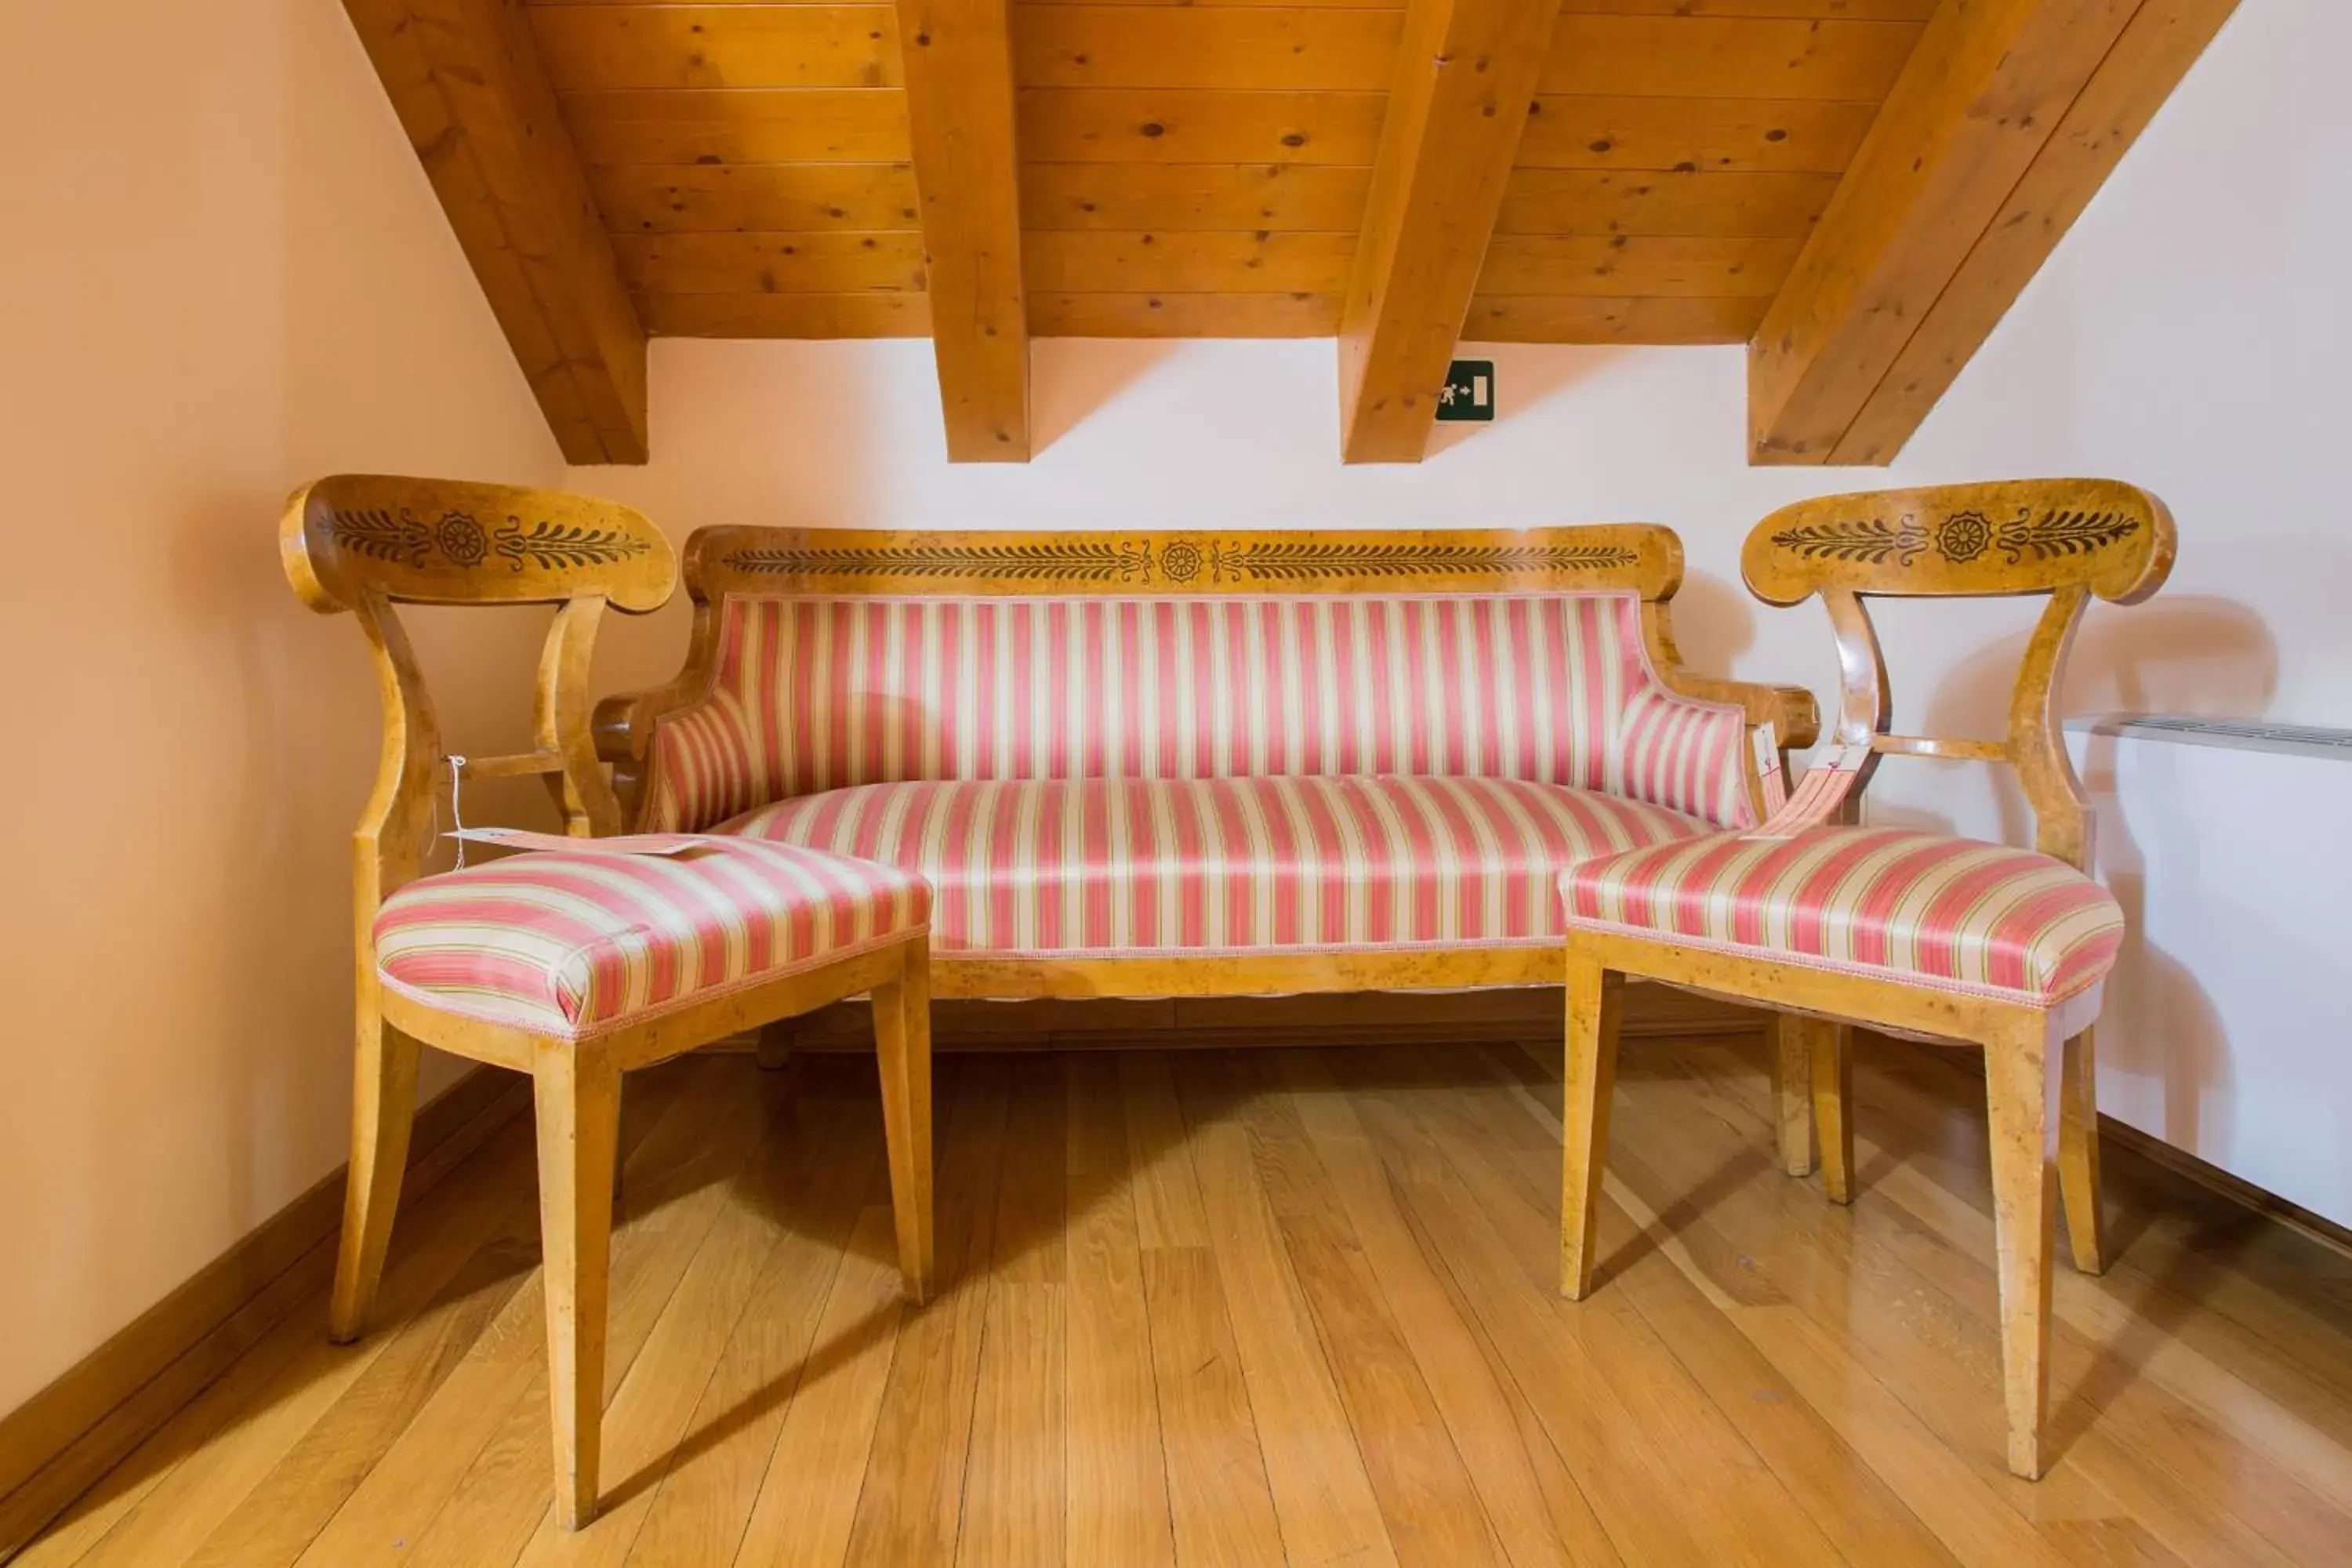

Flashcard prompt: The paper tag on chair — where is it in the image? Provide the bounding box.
[448,826,720,857]
[1740,742,1871,842]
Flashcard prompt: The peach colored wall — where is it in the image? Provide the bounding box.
[0,2,580,1416]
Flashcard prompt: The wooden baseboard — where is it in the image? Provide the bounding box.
[746,979,1766,1054]
[1881,1036,2352,1264]
[0,1065,530,1560]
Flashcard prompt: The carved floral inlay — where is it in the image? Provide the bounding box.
[323,507,648,572]
[1770,506,2141,568]
[717,538,1640,586]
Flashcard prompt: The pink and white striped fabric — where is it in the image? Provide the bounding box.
[723,775,1708,956]
[374,840,928,1039]
[1561,826,2122,1004]
[641,593,1755,836]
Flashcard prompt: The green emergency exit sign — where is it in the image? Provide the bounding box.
[1437,359,1494,422]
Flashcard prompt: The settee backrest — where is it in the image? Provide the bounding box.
[604,526,1776,836]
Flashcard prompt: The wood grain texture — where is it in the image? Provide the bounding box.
[1461,292,1764,343]
[1338,0,1565,461]
[1538,13,1924,99]
[1748,0,2143,463]
[341,0,648,463]
[277,478,937,1530]
[1018,88,1386,165]
[1494,167,1838,238]
[590,163,922,234]
[528,5,905,89]
[562,88,913,165]
[1020,162,1373,232]
[0,1068,525,1562]
[1559,477,2177,1480]
[898,0,1033,458]
[1825,0,2241,463]
[22,1043,2352,1566]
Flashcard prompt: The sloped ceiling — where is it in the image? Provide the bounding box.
[339,0,2238,465]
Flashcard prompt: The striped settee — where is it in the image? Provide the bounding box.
[596,526,1817,1000]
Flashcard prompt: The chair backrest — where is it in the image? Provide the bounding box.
[1742,478,2175,867]
[281,475,677,938]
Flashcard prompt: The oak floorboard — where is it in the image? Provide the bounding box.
[18,1040,2352,1568]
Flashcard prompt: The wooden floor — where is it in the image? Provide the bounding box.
[22,1032,2352,1567]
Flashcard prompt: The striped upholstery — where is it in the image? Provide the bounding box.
[374,840,928,1039]
[724,775,1708,956]
[1561,826,2123,1004]
[643,593,1755,836]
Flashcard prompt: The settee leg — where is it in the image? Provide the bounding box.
[755,1018,797,1072]
[1769,1013,1819,1178]
[1560,947,1624,1301]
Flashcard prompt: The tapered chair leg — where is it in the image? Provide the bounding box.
[1768,1013,1817,1177]
[872,941,935,1305]
[2059,1026,2106,1274]
[534,1051,622,1530]
[1982,1014,2064,1479]
[1560,947,1624,1300]
[328,1003,423,1344]
[1811,1020,1856,1205]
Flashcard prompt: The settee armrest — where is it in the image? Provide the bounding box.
[1653,670,1821,753]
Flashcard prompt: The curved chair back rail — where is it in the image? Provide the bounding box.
[280,476,678,931]
[1741,479,2176,866]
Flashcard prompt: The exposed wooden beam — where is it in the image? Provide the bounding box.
[1830,0,2240,462]
[343,0,649,465]
[898,0,1031,460]
[1748,0,2227,466]
[1338,0,1566,463]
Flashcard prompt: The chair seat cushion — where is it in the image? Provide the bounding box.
[374,840,929,1040]
[1560,826,2123,1004]
[720,775,1709,956]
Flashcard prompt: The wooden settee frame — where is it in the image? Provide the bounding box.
[596,524,1821,1001]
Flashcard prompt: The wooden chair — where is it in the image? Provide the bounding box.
[281,476,935,1529]
[1556,479,2174,1479]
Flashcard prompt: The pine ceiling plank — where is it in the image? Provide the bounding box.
[592,164,923,234]
[1539,15,1924,99]
[1516,96,1879,172]
[562,89,912,164]
[1559,1,1935,16]
[1828,0,2240,462]
[1024,231,1356,292]
[1338,0,1565,463]
[641,292,933,337]
[1014,7,1404,91]
[899,0,1033,459]
[1748,0,2147,463]
[1478,235,1799,296]
[1021,164,1372,231]
[1030,292,1341,335]
[343,0,648,463]
[1463,293,1767,343]
[1494,168,1838,238]
[529,5,903,89]
[612,230,930,292]
[1018,89,1385,164]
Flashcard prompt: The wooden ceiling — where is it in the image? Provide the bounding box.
[343,0,2236,465]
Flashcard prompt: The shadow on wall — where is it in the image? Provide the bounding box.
[1664,568,1759,686]
[173,493,560,1251]
[1032,340,1184,454]
[1426,346,1633,459]
[1897,597,2278,1233]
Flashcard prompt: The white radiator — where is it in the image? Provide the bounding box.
[2066,715,2352,1227]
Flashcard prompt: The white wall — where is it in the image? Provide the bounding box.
[580,0,2327,851]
